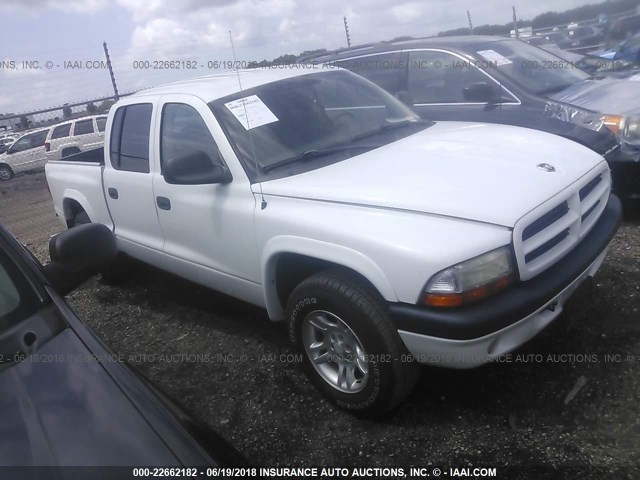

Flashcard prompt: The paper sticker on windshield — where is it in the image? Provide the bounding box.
[476,49,512,66]
[224,95,278,130]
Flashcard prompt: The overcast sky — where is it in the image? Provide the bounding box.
[0,0,595,114]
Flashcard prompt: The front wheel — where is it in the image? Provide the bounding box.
[287,270,420,416]
[0,164,14,181]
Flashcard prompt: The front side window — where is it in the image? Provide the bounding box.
[109,104,152,173]
[74,119,94,136]
[408,50,491,104]
[9,135,32,153]
[160,103,221,170]
[210,70,422,180]
[51,124,71,139]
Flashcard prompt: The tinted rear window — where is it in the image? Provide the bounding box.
[110,104,152,173]
[51,124,71,139]
[96,117,107,132]
[74,119,94,136]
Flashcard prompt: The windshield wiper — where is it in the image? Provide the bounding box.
[350,119,431,142]
[262,144,379,173]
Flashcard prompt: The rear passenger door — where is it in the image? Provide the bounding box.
[103,100,165,259]
[30,130,49,167]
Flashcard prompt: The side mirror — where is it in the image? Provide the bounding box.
[463,82,498,103]
[163,151,232,185]
[42,223,117,295]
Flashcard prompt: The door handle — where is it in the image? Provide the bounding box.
[108,188,118,199]
[156,196,171,211]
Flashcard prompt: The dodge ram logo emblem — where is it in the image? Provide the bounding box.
[537,163,556,172]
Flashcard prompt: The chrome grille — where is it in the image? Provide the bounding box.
[513,164,611,281]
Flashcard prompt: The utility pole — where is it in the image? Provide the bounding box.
[512,6,519,39]
[103,41,119,101]
[467,10,473,33]
[343,16,351,48]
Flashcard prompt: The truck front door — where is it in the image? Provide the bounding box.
[151,96,261,301]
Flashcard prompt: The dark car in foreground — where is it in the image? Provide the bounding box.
[305,36,640,200]
[0,223,244,469]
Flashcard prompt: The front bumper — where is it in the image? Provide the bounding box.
[391,194,622,368]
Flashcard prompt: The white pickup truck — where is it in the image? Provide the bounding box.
[46,67,622,416]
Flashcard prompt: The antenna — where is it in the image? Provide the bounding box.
[229,30,267,210]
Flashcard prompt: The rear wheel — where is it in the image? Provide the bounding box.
[0,164,14,181]
[287,270,420,416]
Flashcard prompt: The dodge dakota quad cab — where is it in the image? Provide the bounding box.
[45,68,622,416]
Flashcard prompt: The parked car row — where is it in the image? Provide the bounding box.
[0,115,106,181]
[304,35,640,199]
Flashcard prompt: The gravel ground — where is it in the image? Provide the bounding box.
[1,169,639,477]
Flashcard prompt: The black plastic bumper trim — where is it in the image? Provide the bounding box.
[390,194,622,340]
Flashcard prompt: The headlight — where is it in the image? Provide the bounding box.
[422,246,515,307]
[617,115,640,146]
[544,101,604,132]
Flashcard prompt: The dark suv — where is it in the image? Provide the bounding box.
[303,36,640,200]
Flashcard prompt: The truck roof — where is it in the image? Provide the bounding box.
[131,67,326,103]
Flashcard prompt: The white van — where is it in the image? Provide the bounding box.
[45,115,107,161]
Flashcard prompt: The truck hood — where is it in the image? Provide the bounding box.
[548,76,640,116]
[258,122,605,227]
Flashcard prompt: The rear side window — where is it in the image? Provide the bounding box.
[109,104,152,173]
[96,117,107,132]
[335,52,407,96]
[74,119,94,136]
[408,50,489,104]
[51,124,71,139]
[30,130,48,148]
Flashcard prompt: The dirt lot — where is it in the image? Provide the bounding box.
[1,169,639,477]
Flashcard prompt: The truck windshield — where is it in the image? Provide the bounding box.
[476,40,591,95]
[209,70,423,177]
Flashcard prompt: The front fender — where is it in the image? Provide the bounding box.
[261,235,397,321]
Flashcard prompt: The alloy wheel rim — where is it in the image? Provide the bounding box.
[301,310,369,394]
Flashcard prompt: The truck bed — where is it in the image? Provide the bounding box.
[45,148,113,230]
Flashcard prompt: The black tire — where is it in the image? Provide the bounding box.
[72,211,91,226]
[287,270,420,416]
[70,210,125,285]
[0,164,14,181]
